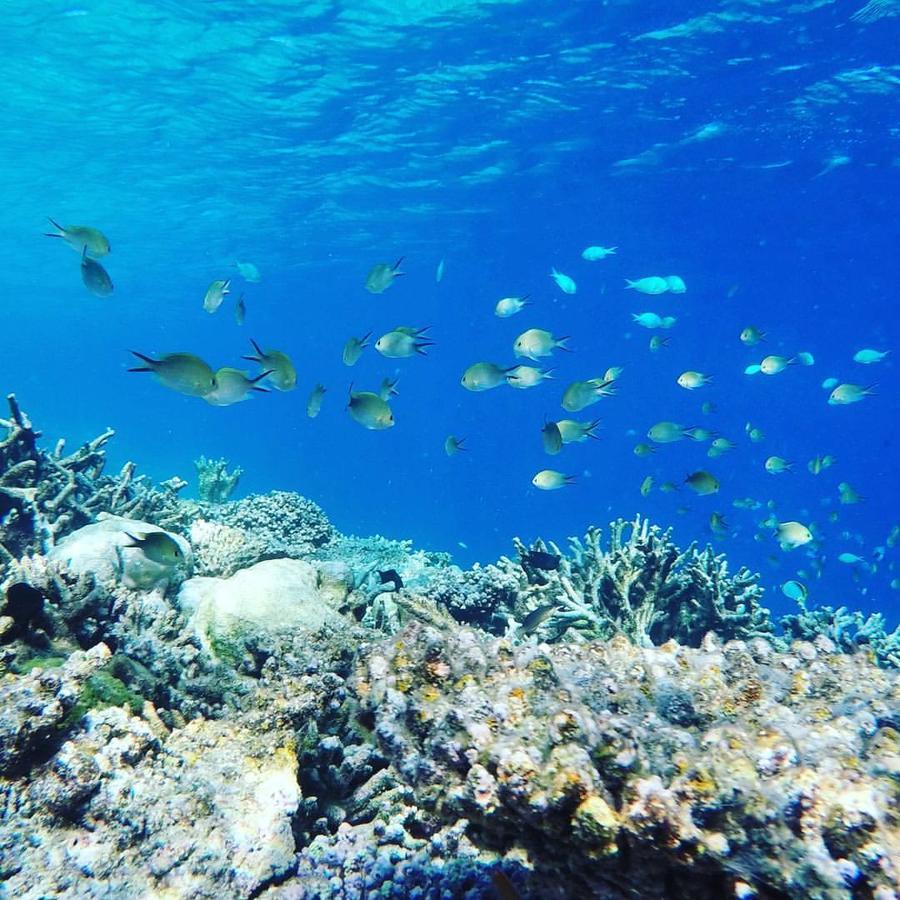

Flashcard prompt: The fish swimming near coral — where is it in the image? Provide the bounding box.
[378,569,403,592]
[514,603,560,639]
[123,531,184,566]
[522,549,561,571]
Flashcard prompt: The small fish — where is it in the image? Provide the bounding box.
[444,435,466,456]
[853,348,888,365]
[44,218,110,257]
[204,367,270,406]
[640,475,654,497]
[347,388,394,430]
[633,442,656,458]
[435,258,445,283]
[365,257,404,294]
[202,278,230,313]
[709,512,729,537]
[765,456,793,475]
[495,295,530,318]
[632,312,664,329]
[838,482,863,504]
[128,351,217,397]
[507,365,554,389]
[649,335,670,352]
[582,245,617,261]
[461,362,514,392]
[828,383,876,405]
[234,293,246,325]
[659,481,680,494]
[821,377,839,390]
[541,421,563,455]
[647,421,689,444]
[234,260,261,282]
[603,366,624,382]
[760,353,814,375]
[626,276,668,295]
[664,275,686,294]
[745,422,765,443]
[781,580,807,601]
[123,531,184,566]
[740,326,767,346]
[807,454,836,475]
[378,376,401,400]
[378,569,403,591]
[557,419,601,443]
[550,268,577,294]
[660,316,677,329]
[776,521,813,551]
[243,339,297,391]
[561,378,615,412]
[521,550,560,571]
[677,371,712,390]
[307,383,327,418]
[80,248,114,297]
[375,330,433,358]
[532,469,575,490]
[513,328,569,361]
[701,401,716,415]
[837,552,866,566]
[515,604,560,639]
[685,470,719,496]
[342,332,371,367]
[744,365,762,376]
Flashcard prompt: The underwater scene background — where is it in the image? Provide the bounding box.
[2,3,900,898]
[1,0,898,620]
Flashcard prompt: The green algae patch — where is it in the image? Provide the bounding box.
[63,670,145,728]
[12,655,67,674]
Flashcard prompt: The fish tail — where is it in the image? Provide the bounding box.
[556,336,572,352]
[542,368,556,379]
[586,419,602,440]
[564,474,577,485]
[865,383,878,396]
[129,350,156,369]
[45,216,64,234]
[250,370,273,384]
[392,256,405,271]
[414,342,432,357]
[625,279,635,288]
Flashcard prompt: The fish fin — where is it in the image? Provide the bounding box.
[625,279,635,288]
[361,331,372,345]
[564,474,577,484]
[414,342,432,356]
[122,531,144,548]
[81,246,87,262]
[555,336,572,352]
[250,370,273,384]
[127,367,152,373]
[129,350,156,366]
[542,368,556,379]
[252,387,269,394]
[392,257,405,271]
[865,383,878,396]
[243,338,263,361]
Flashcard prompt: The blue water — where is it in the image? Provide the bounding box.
[1,0,897,622]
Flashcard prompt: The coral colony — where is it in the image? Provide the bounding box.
[2,397,900,898]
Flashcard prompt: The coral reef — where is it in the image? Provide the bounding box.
[0,394,188,573]
[780,598,900,668]
[495,516,772,648]
[354,623,900,899]
[423,562,519,626]
[207,489,335,557]
[194,454,243,504]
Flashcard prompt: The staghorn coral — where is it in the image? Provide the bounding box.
[207,489,334,557]
[0,394,189,573]
[354,622,900,899]
[194,455,242,504]
[497,515,772,648]
[779,598,900,669]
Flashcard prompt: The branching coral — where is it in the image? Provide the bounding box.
[779,598,900,668]
[498,515,772,648]
[194,455,242,504]
[0,395,188,572]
